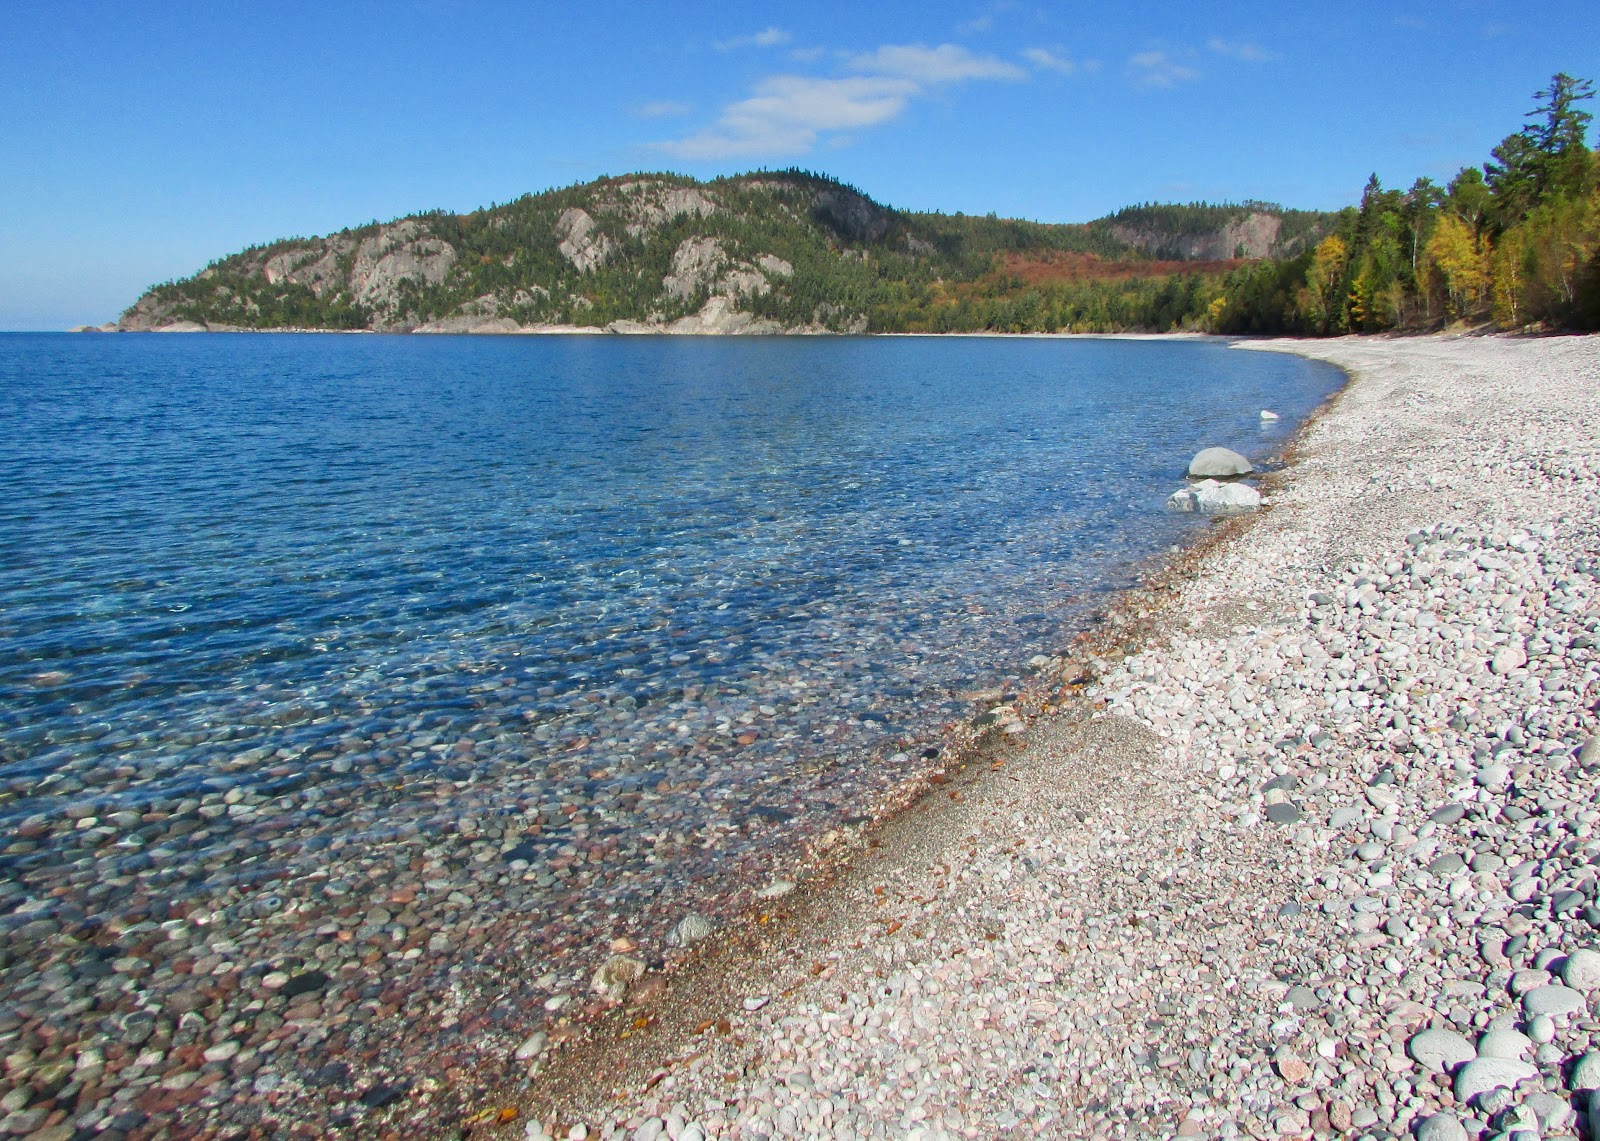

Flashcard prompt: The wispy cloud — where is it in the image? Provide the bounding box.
[714,26,791,51]
[1127,50,1198,89]
[1206,37,1279,62]
[788,45,827,63]
[661,75,920,159]
[957,1,1018,35]
[660,42,1025,160]
[1023,47,1075,75]
[634,100,692,119]
[844,43,1026,83]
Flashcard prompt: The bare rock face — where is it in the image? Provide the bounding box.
[1113,211,1284,260]
[554,208,611,273]
[758,254,794,278]
[264,239,353,297]
[608,183,718,238]
[346,221,457,321]
[663,238,729,301]
[667,296,782,335]
[415,297,524,334]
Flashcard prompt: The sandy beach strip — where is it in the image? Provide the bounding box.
[472,334,1600,1141]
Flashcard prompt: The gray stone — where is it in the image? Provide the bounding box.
[1476,764,1511,789]
[1430,853,1468,875]
[1330,806,1365,828]
[1409,1028,1477,1074]
[1476,1028,1532,1059]
[1524,1091,1575,1133]
[1570,1051,1600,1091]
[1187,447,1254,478]
[1285,984,1317,1010]
[1523,984,1587,1018]
[1430,802,1467,825]
[1415,1112,1469,1141]
[1581,735,1600,765]
[1562,949,1600,991]
[1265,801,1302,824]
[1454,1056,1536,1104]
[1554,890,1588,915]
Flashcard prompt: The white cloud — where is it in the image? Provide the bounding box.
[634,100,692,119]
[1206,37,1279,62]
[714,26,791,51]
[788,45,827,63]
[1127,50,1198,89]
[661,75,919,159]
[1023,47,1075,75]
[846,42,1026,83]
[660,40,1025,160]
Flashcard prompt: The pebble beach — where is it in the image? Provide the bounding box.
[503,334,1600,1141]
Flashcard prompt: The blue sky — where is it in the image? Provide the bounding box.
[2,0,1596,329]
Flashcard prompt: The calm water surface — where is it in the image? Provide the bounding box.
[0,334,1339,1127]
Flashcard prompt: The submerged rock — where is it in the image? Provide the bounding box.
[666,913,715,947]
[592,955,646,1002]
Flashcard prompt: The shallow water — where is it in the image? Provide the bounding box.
[0,333,1339,1126]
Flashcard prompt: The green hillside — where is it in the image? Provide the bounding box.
[118,171,1331,335]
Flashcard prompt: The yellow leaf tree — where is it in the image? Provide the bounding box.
[1296,235,1348,333]
[1425,215,1487,321]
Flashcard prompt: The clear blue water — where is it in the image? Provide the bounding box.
[0,333,1339,1113]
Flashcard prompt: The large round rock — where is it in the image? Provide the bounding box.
[1408,1028,1476,1074]
[1188,447,1254,478]
[1415,1113,1468,1141]
[1453,1057,1535,1104]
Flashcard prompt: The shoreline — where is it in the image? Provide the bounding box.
[415,340,1350,1137]
[449,333,1600,1141]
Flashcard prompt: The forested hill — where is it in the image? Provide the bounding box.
[114,72,1600,338]
[115,172,1333,335]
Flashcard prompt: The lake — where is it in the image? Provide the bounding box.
[0,333,1341,1132]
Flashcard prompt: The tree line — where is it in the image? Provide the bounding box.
[1211,72,1599,334]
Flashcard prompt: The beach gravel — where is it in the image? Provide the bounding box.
[512,335,1600,1141]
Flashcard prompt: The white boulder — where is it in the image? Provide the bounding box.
[1188,447,1254,478]
[1193,480,1262,515]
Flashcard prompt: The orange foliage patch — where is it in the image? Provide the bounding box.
[994,251,1249,285]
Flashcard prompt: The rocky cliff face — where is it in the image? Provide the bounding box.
[1111,212,1283,260]
[115,174,1333,334]
[119,174,912,334]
